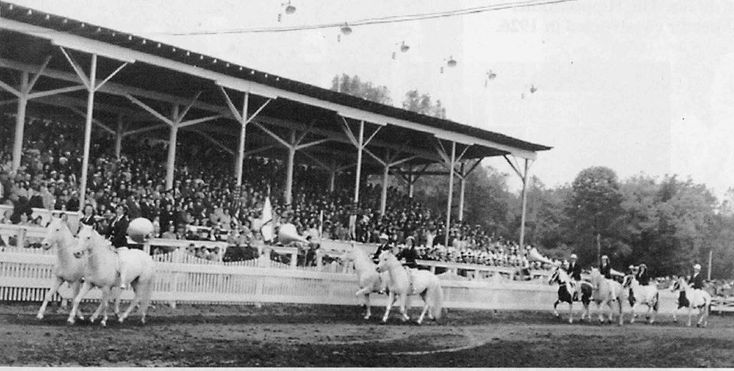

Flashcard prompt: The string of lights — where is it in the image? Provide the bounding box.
[167,0,579,36]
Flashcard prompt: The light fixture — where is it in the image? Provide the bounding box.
[446,56,457,67]
[400,41,410,53]
[530,84,537,94]
[340,23,352,35]
[484,70,497,87]
[284,1,296,14]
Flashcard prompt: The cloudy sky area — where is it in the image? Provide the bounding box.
[10,0,734,198]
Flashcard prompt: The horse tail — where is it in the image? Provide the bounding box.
[428,278,444,321]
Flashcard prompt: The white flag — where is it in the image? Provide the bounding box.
[260,197,274,242]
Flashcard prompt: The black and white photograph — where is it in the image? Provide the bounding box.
[0,0,733,367]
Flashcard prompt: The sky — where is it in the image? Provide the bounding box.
[7,0,734,199]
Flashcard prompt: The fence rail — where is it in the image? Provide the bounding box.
[0,248,700,314]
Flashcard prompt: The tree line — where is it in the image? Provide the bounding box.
[331,74,733,279]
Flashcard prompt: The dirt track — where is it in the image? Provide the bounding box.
[0,302,732,367]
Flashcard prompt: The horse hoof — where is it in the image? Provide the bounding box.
[67,318,75,325]
[118,317,125,324]
[363,315,370,320]
[141,317,146,325]
[568,319,573,324]
[101,320,107,327]
[36,314,43,320]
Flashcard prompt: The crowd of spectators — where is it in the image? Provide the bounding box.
[0,114,542,270]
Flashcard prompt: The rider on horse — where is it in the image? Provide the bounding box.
[566,253,582,300]
[107,204,130,289]
[396,236,419,294]
[373,233,392,293]
[636,263,651,286]
[600,255,613,279]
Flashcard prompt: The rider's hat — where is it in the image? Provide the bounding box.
[570,253,578,260]
[601,255,609,260]
[379,233,389,241]
[639,263,647,269]
[693,264,701,270]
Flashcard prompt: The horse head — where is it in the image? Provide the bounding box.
[73,225,96,259]
[548,268,559,285]
[375,250,397,273]
[622,275,634,288]
[41,217,71,251]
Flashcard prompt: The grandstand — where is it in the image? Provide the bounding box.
[0,1,551,272]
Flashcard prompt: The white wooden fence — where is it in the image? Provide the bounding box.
[2,247,699,314]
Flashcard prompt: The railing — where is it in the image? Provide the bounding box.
[0,248,692,313]
[1,221,548,279]
[0,205,79,231]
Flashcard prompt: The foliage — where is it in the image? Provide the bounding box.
[330,74,392,105]
[563,167,625,266]
[402,90,447,119]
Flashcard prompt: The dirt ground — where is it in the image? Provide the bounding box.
[0,302,732,367]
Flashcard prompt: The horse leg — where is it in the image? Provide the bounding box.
[67,281,92,325]
[382,291,395,323]
[596,301,604,323]
[401,294,411,322]
[417,293,429,325]
[99,287,112,327]
[568,301,573,324]
[120,280,142,323]
[108,286,122,318]
[364,293,371,320]
[629,302,637,324]
[687,306,692,327]
[553,300,560,318]
[37,277,63,320]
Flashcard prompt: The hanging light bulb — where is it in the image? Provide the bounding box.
[446,56,457,67]
[530,84,538,94]
[400,41,410,53]
[340,23,353,35]
[486,70,497,80]
[284,1,296,14]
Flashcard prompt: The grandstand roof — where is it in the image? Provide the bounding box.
[0,1,550,168]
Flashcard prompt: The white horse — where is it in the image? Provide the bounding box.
[589,268,625,325]
[548,266,592,323]
[622,275,659,324]
[671,276,711,327]
[375,250,443,324]
[68,225,155,326]
[36,218,86,320]
[344,245,390,320]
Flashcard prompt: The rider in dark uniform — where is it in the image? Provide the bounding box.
[396,236,419,293]
[373,233,392,294]
[372,233,392,263]
[396,236,418,269]
[690,264,704,290]
[566,254,582,300]
[599,255,612,279]
[79,204,98,232]
[636,263,650,286]
[106,204,130,289]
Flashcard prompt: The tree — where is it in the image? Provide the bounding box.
[330,74,392,105]
[564,167,624,266]
[518,177,570,250]
[402,90,447,119]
